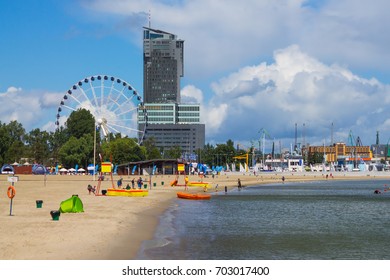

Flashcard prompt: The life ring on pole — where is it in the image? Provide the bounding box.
[7,186,16,199]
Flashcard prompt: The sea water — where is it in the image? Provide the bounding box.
[138,179,390,260]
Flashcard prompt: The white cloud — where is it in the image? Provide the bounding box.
[0,87,63,132]
[181,85,203,104]
[81,0,390,80]
[199,45,389,146]
[5,0,390,148]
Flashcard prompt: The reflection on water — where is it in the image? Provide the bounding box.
[138,180,390,260]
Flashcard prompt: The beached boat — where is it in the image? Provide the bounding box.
[170,178,211,189]
[176,192,211,200]
[106,188,149,197]
[186,181,211,188]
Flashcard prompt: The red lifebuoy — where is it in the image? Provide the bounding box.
[7,186,16,199]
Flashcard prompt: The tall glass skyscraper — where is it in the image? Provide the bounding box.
[143,27,184,103]
[140,27,205,159]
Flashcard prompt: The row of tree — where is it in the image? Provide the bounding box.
[0,108,324,169]
[0,109,238,169]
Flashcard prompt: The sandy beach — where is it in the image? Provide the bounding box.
[1,171,389,260]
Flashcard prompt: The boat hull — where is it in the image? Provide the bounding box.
[177,192,211,200]
[186,182,211,188]
[106,188,149,197]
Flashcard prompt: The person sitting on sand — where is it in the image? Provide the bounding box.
[87,184,96,194]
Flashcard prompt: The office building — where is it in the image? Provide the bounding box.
[140,27,205,158]
[143,27,184,103]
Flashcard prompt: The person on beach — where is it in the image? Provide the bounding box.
[238,178,242,190]
[87,184,95,194]
[137,177,143,189]
[131,178,135,189]
[282,176,285,184]
[117,177,123,188]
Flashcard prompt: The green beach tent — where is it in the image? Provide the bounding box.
[60,195,84,213]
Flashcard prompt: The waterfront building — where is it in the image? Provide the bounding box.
[303,142,373,171]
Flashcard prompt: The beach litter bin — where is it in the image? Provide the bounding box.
[144,184,148,189]
[153,182,156,187]
[36,200,43,208]
[161,181,164,186]
[101,189,107,195]
[50,210,61,221]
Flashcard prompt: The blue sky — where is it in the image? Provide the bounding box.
[2,0,390,152]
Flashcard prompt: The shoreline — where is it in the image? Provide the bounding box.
[1,172,389,260]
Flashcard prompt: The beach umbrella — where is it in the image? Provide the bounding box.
[77,168,86,172]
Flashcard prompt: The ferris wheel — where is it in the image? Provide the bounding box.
[55,75,147,144]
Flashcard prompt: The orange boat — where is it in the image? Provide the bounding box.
[176,192,211,200]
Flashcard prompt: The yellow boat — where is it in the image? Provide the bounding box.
[106,188,149,197]
[186,181,211,188]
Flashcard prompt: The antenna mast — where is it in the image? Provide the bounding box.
[294,123,297,152]
[148,10,151,28]
[331,122,334,146]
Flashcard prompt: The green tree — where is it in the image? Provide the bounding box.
[24,128,50,164]
[5,140,25,164]
[143,137,161,160]
[7,120,25,142]
[214,139,236,166]
[48,127,69,165]
[165,145,182,160]
[308,151,324,165]
[200,143,215,165]
[0,121,27,165]
[66,108,95,139]
[101,137,146,164]
[58,136,91,168]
